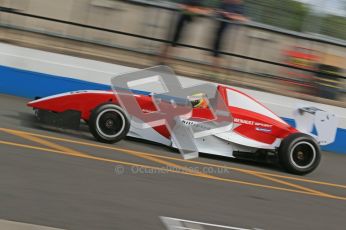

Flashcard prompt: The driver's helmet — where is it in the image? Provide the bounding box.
[190,93,208,108]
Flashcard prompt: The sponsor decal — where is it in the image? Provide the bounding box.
[234,118,272,128]
[255,127,272,133]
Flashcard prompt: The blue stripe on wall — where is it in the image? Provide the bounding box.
[1,64,345,154]
[0,65,111,98]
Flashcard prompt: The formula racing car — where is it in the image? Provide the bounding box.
[27,67,337,175]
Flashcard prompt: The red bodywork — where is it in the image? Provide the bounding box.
[28,85,297,146]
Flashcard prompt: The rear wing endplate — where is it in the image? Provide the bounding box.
[294,106,338,145]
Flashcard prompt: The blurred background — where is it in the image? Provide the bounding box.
[0,0,345,106]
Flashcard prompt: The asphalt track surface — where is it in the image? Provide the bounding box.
[0,94,346,230]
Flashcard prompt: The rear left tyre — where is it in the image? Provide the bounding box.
[278,133,321,175]
[89,103,130,144]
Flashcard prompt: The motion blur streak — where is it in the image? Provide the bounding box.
[1,127,345,189]
[1,127,346,201]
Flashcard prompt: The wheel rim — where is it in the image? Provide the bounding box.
[96,109,126,138]
[289,141,316,169]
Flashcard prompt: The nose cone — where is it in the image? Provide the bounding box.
[26,92,68,111]
[27,97,48,109]
[27,91,76,109]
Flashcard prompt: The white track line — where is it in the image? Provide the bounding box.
[160,216,262,230]
[0,219,64,230]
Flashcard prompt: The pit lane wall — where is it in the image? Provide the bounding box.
[1,43,345,154]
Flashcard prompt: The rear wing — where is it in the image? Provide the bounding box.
[294,106,338,145]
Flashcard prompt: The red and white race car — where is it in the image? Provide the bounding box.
[27,77,337,175]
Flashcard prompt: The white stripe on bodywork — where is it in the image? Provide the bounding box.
[128,118,171,146]
[226,89,286,124]
[215,131,281,150]
[29,90,114,103]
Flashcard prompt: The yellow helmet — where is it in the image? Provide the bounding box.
[190,93,208,108]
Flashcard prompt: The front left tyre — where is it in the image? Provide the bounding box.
[89,103,130,144]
